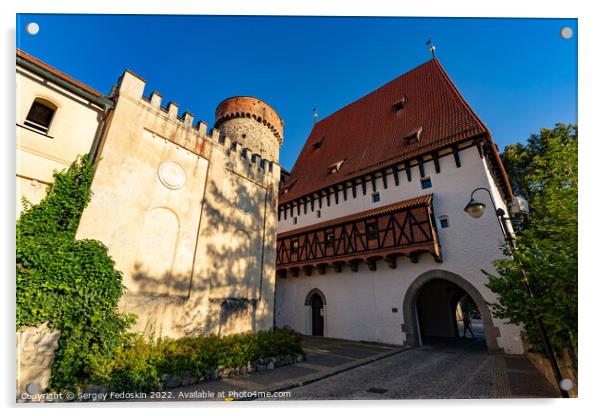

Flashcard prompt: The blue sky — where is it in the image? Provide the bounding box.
[16,14,577,171]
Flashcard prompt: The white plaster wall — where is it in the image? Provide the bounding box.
[16,66,103,217]
[275,147,524,354]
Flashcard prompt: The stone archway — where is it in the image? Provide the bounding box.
[402,269,502,353]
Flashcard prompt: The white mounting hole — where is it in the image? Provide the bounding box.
[26,22,40,36]
[560,27,573,40]
[559,378,573,392]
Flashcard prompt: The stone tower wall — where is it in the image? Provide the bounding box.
[215,96,283,163]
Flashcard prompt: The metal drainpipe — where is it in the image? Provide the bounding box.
[88,106,111,164]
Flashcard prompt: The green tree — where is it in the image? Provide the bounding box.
[17,155,134,390]
[486,123,577,364]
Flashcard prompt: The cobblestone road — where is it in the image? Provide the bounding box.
[269,338,559,400]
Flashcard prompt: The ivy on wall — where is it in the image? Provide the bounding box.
[16,155,135,390]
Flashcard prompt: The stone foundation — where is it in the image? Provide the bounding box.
[16,324,60,400]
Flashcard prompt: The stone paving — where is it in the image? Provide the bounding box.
[160,335,558,401]
[164,336,405,401]
[268,337,559,400]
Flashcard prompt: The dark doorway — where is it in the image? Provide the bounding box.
[310,293,324,336]
[415,278,485,349]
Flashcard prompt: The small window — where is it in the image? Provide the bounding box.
[366,222,378,240]
[312,137,325,149]
[328,160,345,174]
[393,97,406,113]
[325,231,335,247]
[316,209,321,218]
[439,215,449,229]
[293,217,298,225]
[24,99,57,134]
[421,177,432,189]
[372,192,381,203]
[290,240,299,255]
[403,127,423,146]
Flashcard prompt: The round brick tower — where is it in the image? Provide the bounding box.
[214,96,284,163]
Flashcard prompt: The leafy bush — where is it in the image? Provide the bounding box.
[16,156,134,390]
[488,124,577,360]
[104,327,304,392]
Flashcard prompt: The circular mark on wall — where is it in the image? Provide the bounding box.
[560,27,573,39]
[237,193,252,214]
[26,22,40,35]
[158,161,186,190]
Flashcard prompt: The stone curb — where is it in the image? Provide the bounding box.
[244,346,413,401]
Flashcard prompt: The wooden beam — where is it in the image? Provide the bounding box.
[334,262,343,273]
[303,265,313,276]
[452,145,461,168]
[291,267,300,277]
[371,174,377,193]
[326,190,331,207]
[334,187,339,204]
[349,260,360,272]
[417,156,425,178]
[303,200,307,214]
[431,152,441,173]
[381,169,388,189]
[367,259,377,271]
[277,270,287,279]
[361,178,367,195]
[409,252,419,263]
[405,161,412,182]
[317,264,327,275]
[352,182,357,198]
[342,185,348,201]
[392,165,400,186]
[385,255,398,269]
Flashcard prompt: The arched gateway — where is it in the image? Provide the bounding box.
[305,289,326,336]
[402,270,502,353]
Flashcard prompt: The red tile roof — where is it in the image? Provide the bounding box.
[280,58,511,203]
[16,49,103,97]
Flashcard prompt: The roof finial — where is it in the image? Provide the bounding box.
[313,105,318,124]
[426,37,436,58]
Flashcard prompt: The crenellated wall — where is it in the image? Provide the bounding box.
[76,70,281,339]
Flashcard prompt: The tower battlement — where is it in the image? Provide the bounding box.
[116,70,279,175]
[215,96,284,145]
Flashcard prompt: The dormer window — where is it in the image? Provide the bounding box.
[328,160,345,174]
[403,127,423,146]
[312,136,325,149]
[24,98,57,134]
[393,96,407,113]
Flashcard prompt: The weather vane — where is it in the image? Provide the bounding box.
[313,105,318,123]
[426,37,436,58]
